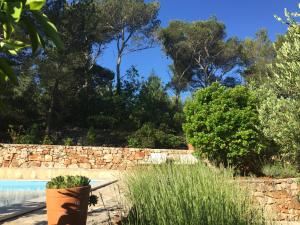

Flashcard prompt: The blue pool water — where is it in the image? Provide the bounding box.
[0,180,98,191]
[0,180,47,191]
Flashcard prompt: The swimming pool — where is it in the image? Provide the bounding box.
[0,180,47,191]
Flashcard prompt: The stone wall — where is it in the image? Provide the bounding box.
[1,144,299,221]
[0,144,196,170]
[243,178,300,221]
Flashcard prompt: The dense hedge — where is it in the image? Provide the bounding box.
[183,83,274,173]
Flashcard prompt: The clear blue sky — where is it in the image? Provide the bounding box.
[98,0,297,87]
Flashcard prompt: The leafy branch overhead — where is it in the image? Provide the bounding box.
[0,0,63,83]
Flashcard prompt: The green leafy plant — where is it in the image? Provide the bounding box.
[262,163,299,178]
[42,135,53,145]
[255,25,300,169]
[127,123,185,149]
[123,163,267,225]
[46,175,98,206]
[63,137,73,146]
[46,175,90,189]
[86,127,96,146]
[8,124,41,144]
[183,83,273,174]
[0,0,63,83]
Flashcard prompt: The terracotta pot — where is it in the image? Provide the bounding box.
[187,143,194,150]
[46,185,90,225]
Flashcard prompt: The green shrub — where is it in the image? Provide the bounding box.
[86,127,96,146]
[262,163,299,178]
[183,83,272,173]
[123,163,267,225]
[42,135,53,145]
[254,25,300,169]
[8,124,41,144]
[46,175,90,189]
[63,137,73,146]
[127,123,156,148]
[127,123,185,149]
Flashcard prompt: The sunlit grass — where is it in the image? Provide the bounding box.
[123,163,269,225]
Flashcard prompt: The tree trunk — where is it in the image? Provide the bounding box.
[116,53,122,95]
[175,91,180,109]
[45,79,59,135]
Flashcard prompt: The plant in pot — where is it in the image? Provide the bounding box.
[46,175,98,225]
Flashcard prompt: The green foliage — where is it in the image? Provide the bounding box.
[42,135,53,145]
[127,123,185,149]
[46,175,90,189]
[274,2,300,25]
[8,124,41,144]
[99,0,160,93]
[256,25,300,168]
[255,87,300,163]
[127,123,156,148]
[241,29,276,85]
[0,0,62,83]
[86,127,96,146]
[63,137,73,146]
[262,163,299,178]
[183,83,272,173]
[159,18,241,90]
[123,164,267,225]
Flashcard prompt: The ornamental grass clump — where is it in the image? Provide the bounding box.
[123,163,268,225]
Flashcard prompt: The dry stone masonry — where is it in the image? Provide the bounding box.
[0,144,299,221]
[242,178,300,221]
[0,144,196,170]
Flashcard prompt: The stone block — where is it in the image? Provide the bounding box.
[291,182,298,190]
[30,161,41,167]
[103,154,113,162]
[28,154,42,161]
[147,153,167,164]
[79,163,91,169]
[45,155,53,162]
[68,164,79,169]
[134,151,145,160]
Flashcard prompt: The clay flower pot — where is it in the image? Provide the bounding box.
[187,143,194,150]
[46,185,91,225]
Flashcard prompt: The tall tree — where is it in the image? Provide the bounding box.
[159,18,241,91]
[159,21,194,106]
[98,0,160,94]
[25,0,115,134]
[241,29,276,85]
[167,64,191,108]
[186,19,241,88]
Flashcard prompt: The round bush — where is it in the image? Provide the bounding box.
[183,83,271,173]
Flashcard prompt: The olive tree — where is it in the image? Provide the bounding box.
[256,24,300,167]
